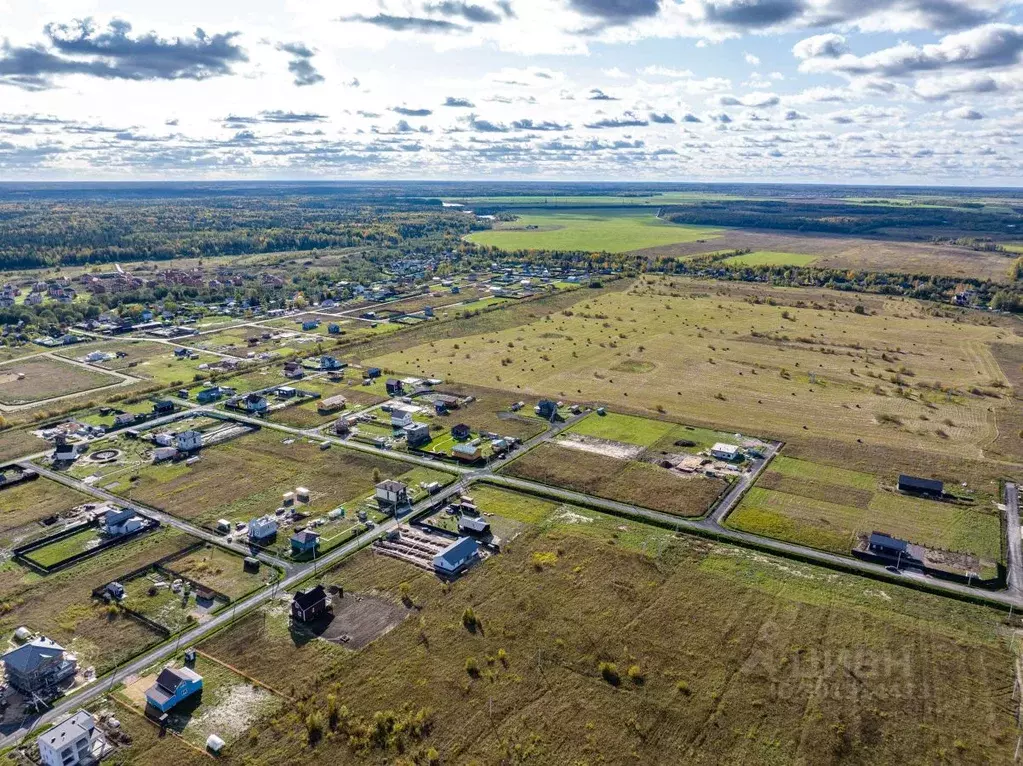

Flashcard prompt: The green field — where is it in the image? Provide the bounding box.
[568,411,674,447]
[721,251,819,267]
[24,527,102,567]
[727,456,1002,565]
[466,209,720,253]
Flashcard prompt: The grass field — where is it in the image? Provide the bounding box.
[22,526,102,568]
[206,498,1018,764]
[111,428,451,527]
[727,455,1002,562]
[367,277,1023,464]
[466,209,721,253]
[0,357,123,405]
[0,476,92,548]
[721,251,819,267]
[0,429,49,462]
[164,544,276,599]
[501,442,727,517]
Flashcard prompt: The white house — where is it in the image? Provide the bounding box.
[710,443,740,461]
[37,711,101,766]
[248,516,278,541]
[389,406,415,429]
[175,430,203,452]
[433,537,480,575]
[105,507,144,536]
[154,433,174,447]
[375,480,410,513]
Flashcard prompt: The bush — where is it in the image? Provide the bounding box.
[461,606,479,631]
[627,665,644,684]
[599,661,620,686]
[465,656,480,677]
[305,711,324,746]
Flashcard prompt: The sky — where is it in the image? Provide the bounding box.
[1,0,1022,184]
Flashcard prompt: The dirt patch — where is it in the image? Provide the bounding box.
[297,591,411,650]
[557,432,644,460]
[188,682,276,742]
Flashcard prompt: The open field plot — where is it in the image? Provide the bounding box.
[0,357,123,406]
[119,654,285,748]
[368,277,1023,463]
[23,526,106,568]
[636,228,1020,281]
[120,575,208,632]
[257,314,352,337]
[721,250,819,267]
[727,455,1003,563]
[109,427,452,528]
[466,209,721,253]
[0,429,49,462]
[0,476,94,548]
[181,326,307,359]
[163,543,276,600]
[0,345,43,363]
[502,441,728,517]
[445,192,740,207]
[416,383,548,442]
[211,500,1017,765]
[57,340,222,386]
[266,378,368,429]
[0,530,200,674]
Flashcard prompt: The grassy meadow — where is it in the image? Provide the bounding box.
[0,357,123,405]
[726,455,1003,563]
[366,277,1023,465]
[466,209,720,253]
[721,251,819,267]
[199,486,1018,765]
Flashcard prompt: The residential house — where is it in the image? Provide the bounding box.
[320,355,343,371]
[104,508,143,536]
[451,423,472,441]
[710,443,740,461]
[290,530,320,557]
[434,394,459,411]
[386,378,404,396]
[327,323,342,335]
[37,711,100,766]
[301,320,319,331]
[317,395,347,415]
[291,584,330,622]
[152,400,175,416]
[535,400,558,420]
[145,666,203,714]
[898,475,943,497]
[390,409,414,429]
[452,443,482,463]
[867,532,910,559]
[173,347,190,359]
[113,412,136,428]
[175,430,203,452]
[240,393,269,415]
[375,480,411,514]
[404,422,431,448]
[366,367,382,378]
[283,361,304,379]
[154,433,174,447]
[52,437,79,462]
[433,537,479,575]
[248,516,278,542]
[1,637,77,696]
[196,387,223,404]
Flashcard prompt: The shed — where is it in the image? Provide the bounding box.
[867,531,909,556]
[710,443,740,461]
[451,423,472,441]
[898,475,943,497]
[206,734,226,755]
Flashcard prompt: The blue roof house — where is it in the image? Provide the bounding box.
[145,666,203,713]
[433,536,479,575]
[291,530,320,557]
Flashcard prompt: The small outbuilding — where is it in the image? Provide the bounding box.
[710,443,740,461]
[898,474,943,497]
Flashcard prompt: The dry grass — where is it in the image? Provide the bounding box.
[0,357,122,405]
[212,517,1017,765]
[501,442,726,517]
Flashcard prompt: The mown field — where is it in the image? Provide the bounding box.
[569,410,745,453]
[367,277,1023,465]
[727,456,1002,563]
[466,209,721,253]
[111,428,451,526]
[0,357,123,405]
[501,441,727,517]
[191,487,1018,765]
[57,340,223,386]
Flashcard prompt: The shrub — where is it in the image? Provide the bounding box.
[599,661,620,686]
[461,606,479,631]
[627,665,644,684]
[676,679,690,694]
[465,656,480,677]
[305,711,324,746]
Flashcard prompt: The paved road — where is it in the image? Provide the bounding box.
[1006,483,1022,595]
